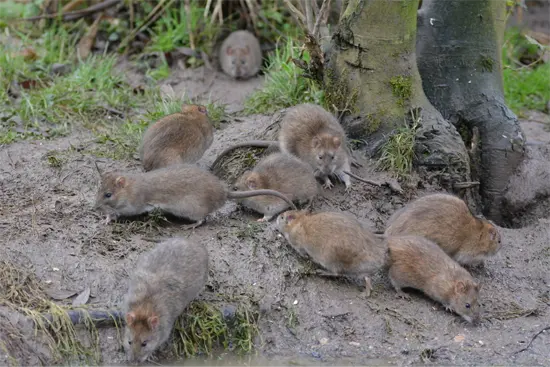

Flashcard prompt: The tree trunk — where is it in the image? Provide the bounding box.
[416,0,526,224]
[325,0,470,187]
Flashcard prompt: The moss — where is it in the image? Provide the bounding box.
[323,67,359,114]
[479,54,495,72]
[389,75,412,107]
[365,113,382,135]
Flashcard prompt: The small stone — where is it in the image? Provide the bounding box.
[349,342,361,347]
[50,63,72,76]
[52,267,59,272]
[293,299,298,305]
[320,337,329,345]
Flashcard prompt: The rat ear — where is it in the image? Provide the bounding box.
[286,214,295,222]
[455,281,466,294]
[125,312,136,326]
[226,46,233,55]
[311,136,321,148]
[246,176,258,190]
[332,136,341,149]
[148,315,159,330]
[197,105,207,114]
[475,282,481,291]
[115,176,126,188]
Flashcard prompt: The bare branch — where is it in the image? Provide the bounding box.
[313,0,331,38]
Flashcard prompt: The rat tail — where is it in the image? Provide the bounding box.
[228,189,296,210]
[210,140,279,170]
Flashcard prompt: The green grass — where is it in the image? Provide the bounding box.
[146,1,218,54]
[502,28,550,115]
[244,38,324,114]
[173,301,258,357]
[378,109,420,177]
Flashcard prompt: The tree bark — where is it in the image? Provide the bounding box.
[325,0,470,186]
[416,0,526,224]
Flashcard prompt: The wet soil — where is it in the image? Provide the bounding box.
[1,65,549,366]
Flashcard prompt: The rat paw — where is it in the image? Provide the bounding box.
[395,290,411,300]
[323,180,334,190]
[256,217,268,222]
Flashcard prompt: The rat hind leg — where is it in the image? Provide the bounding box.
[183,218,205,230]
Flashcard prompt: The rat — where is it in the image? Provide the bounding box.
[384,193,502,266]
[219,30,262,80]
[385,235,482,324]
[276,210,386,296]
[94,163,296,227]
[278,103,355,190]
[139,104,213,172]
[122,237,208,363]
[234,153,319,221]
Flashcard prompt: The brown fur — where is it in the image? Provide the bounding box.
[122,238,208,362]
[234,153,319,221]
[384,193,502,265]
[386,235,482,324]
[139,104,213,171]
[94,164,295,226]
[219,30,262,79]
[276,210,386,296]
[279,103,352,189]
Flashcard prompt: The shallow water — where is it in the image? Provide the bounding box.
[103,356,396,367]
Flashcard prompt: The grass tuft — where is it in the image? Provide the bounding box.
[0,260,102,365]
[173,301,258,357]
[244,38,324,114]
[378,109,420,177]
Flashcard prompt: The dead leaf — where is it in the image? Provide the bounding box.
[77,13,103,60]
[454,334,465,343]
[45,288,77,301]
[18,48,38,61]
[72,287,90,306]
[19,80,41,90]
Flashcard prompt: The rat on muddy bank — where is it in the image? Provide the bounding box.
[219,30,262,80]
[209,105,383,190]
[384,193,502,266]
[276,210,386,296]
[122,237,208,363]
[234,153,319,222]
[94,164,296,228]
[385,235,482,324]
[139,104,213,171]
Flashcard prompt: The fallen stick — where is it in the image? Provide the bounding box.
[18,0,120,22]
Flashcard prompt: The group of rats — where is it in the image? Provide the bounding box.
[91,30,503,364]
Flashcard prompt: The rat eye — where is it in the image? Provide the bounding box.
[317,155,323,160]
[241,60,246,65]
[104,192,112,198]
[465,303,471,309]
[127,340,132,345]
[141,341,147,348]
[231,59,236,65]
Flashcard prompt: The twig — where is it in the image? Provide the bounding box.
[244,0,259,30]
[513,326,550,355]
[342,171,381,187]
[453,181,480,189]
[313,0,331,38]
[184,0,195,50]
[305,0,314,33]
[18,0,120,21]
[283,0,306,24]
[119,0,174,51]
[62,0,85,13]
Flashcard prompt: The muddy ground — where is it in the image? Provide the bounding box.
[1,62,549,366]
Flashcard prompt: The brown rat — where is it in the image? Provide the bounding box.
[139,104,213,171]
[385,235,482,324]
[384,193,502,266]
[94,164,296,227]
[234,153,319,221]
[122,237,208,363]
[276,210,386,296]
[279,103,354,189]
[219,30,262,80]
